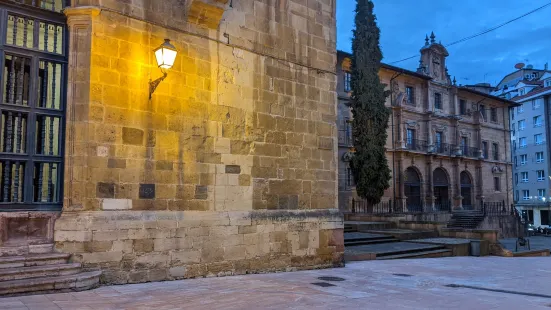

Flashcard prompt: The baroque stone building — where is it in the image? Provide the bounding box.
[0,0,342,287]
[337,34,516,211]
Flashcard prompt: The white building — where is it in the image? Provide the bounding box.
[493,65,551,227]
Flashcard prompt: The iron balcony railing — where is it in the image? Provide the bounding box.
[406,139,429,152]
[462,146,480,158]
[433,143,455,156]
[338,128,353,147]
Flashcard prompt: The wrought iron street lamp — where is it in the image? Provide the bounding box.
[149,39,178,99]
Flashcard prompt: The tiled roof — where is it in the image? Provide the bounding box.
[513,85,551,102]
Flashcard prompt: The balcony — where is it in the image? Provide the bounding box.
[338,128,353,147]
[405,139,429,152]
[433,143,455,156]
[462,146,480,158]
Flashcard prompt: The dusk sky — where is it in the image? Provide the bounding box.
[336,0,551,86]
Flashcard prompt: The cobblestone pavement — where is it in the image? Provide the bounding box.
[3,257,551,309]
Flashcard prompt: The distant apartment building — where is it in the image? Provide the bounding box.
[337,33,516,212]
[493,65,551,227]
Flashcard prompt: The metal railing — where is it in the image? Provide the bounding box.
[483,201,513,216]
[434,143,455,156]
[351,199,393,214]
[462,146,480,158]
[338,128,353,147]
[406,139,429,152]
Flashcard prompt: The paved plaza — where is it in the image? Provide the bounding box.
[500,236,551,252]
[2,256,551,309]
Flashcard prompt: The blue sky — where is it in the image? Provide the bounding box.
[337,0,551,86]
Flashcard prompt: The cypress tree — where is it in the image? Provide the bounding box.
[349,0,391,205]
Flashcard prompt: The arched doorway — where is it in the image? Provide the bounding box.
[433,168,450,210]
[404,167,422,211]
[461,171,473,209]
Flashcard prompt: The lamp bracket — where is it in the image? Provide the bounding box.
[149,71,168,99]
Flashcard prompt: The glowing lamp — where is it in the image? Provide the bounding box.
[154,39,178,70]
[149,39,178,99]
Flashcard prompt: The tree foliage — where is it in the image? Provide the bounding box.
[350,0,391,204]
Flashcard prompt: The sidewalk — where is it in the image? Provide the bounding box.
[2,257,551,309]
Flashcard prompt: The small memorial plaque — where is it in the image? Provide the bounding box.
[139,184,155,199]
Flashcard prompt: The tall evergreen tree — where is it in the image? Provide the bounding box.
[350,0,391,205]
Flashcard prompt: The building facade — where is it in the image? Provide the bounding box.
[337,34,515,212]
[493,66,551,227]
[0,0,343,284]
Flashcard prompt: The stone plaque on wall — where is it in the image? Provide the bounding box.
[139,184,155,199]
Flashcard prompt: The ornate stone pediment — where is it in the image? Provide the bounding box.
[492,165,504,174]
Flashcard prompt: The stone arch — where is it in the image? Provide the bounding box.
[433,167,450,209]
[460,170,474,209]
[404,167,422,211]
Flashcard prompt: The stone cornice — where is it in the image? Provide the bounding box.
[63,6,101,18]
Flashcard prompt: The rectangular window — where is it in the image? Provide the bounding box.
[461,137,468,155]
[523,190,530,200]
[482,141,488,159]
[519,137,527,148]
[511,123,515,136]
[536,152,544,163]
[535,134,544,145]
[546,80,551,87]
[407,129,415,147]
[490,107,498,122]
[494,177,501,191]
[533,99,540,109]
[459,99,466,115]
[346,167,354,187]
[514,156,518,167]
[515,190,519,201]
[492,143,499,161]
[527,210,534,224]
[515,173,518,184]
[518,120,526,131]
[541,210,550,226]
[435,131,443,147]
[518,104,524,114]
[513,140,517,150]
[534,115,543,127]
[538,189,546,200]
[480,105,487,121]
[344,72,351,92]
[521,154,527,165]
[538,170,545,181]
[434,93,442,110]
[521,172,528,183]
[406,86,414,104]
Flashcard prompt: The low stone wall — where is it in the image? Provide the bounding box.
[440,228,499,243]
[478,215,522,239]
[54,210,343,284]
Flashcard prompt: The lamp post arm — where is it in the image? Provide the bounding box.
[149,72,168,99]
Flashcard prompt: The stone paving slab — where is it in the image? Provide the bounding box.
[344,232,390,240]
[3,257,551,309]
[500,236,551,252]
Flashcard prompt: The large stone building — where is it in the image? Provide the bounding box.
[337,34,516,211]
[492,65,551,227]
[0,0,343,288]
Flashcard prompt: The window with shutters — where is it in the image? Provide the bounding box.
[0,2,68,210]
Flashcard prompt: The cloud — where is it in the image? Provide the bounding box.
[338,0,551,85]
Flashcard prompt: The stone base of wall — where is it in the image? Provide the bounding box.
[0,212,59,256]
[54,210,343,284]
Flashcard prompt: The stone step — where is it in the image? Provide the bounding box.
[344,242,447,262]
[0,263,82,281]
[0,253,70,269]
[0,270,101,296]
[376,249,452,260]
[345,239,400,246]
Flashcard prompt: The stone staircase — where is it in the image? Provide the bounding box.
[447,210,485,229]
[344,223,452,261]
[0,252,101,296]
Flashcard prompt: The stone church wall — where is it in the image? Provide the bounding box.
[56,0,342,284]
